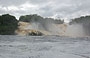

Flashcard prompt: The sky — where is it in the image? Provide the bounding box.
[0,0,90,22]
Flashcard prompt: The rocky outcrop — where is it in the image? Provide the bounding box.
[15,29,43,36]
[15,21,43,36]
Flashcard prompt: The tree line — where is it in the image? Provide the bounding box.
[0,14,90,35]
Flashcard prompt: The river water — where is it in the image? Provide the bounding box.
[0,35,90,58]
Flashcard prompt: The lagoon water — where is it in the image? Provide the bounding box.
[0,35,90,58]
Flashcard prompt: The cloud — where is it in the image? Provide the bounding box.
[0,0,90,21]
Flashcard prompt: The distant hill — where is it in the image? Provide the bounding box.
[0,14,18,35]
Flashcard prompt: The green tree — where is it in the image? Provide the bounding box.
[0,14,18,35]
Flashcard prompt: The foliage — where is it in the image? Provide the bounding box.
[19,14,64,24]
[0,14,18,35]
[70,16,90,24]
[19,14,43,22]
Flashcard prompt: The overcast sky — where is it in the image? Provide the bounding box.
[0,0,90,22]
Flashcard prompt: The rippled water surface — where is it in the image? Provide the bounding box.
[0,35,90,58]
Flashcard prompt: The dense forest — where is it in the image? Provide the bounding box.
[0,14,18,35]
[70,16,90,24]
[19,14,64,24]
